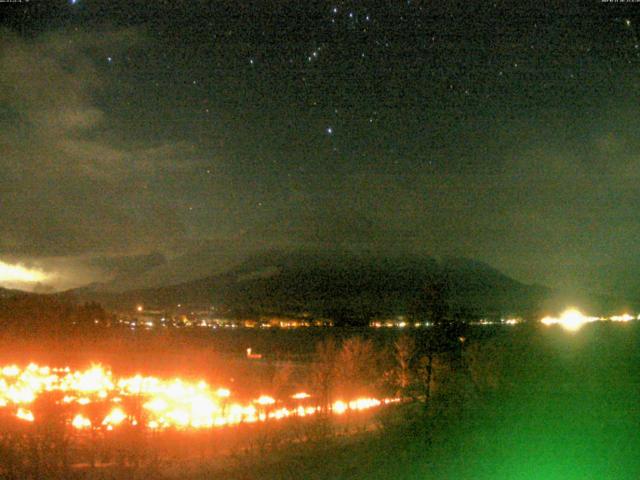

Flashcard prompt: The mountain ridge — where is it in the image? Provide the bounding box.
[0,249,628,325]
[68,250,558,323]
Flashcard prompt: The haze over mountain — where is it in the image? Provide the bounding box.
[69,249,633,324]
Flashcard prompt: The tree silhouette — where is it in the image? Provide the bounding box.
[392,334,416,397]
[310,337,338,415]
[29,391,73,479]
[336,337,381,399]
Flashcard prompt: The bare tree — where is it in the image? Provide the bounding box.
[465,337,505,393]
[417,353,434,405]
[0,410,29,480]
[29,391,73,479]
[336,337,380,399]
[271,361,295,399]
[310,337,338,414]
[393,334,416,397]
[85,399,112,469]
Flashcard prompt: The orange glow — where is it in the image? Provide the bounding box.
[332,400,348,414]
[216,387,230,398]
[102,407,126,426]
[72,414,91,429]
[291,392,311,399]
[0,363,397,430]
[256,395,275,406]
[16,407,34,422]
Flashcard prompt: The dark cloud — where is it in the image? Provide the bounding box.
[0,28,191,260]
[1,2,640,295]
[90,252,166,278]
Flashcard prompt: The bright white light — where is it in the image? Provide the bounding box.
[0,261,48,286]
[559,310,588,331]
[256,395,275,406]
[610,313,634,322]
[541,308,597,332]
[216,388,230,398]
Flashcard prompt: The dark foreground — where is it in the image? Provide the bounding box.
[421,323,640,480]
[174,323,640,480]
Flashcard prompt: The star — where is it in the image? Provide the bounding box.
[326,127,333,135]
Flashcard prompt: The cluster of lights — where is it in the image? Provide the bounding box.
[370,318,522,328]
[541,308,639,332]
[469,318,521,326]
[307,46,323,63]
[0,364,396,431]
[370,320,433,328]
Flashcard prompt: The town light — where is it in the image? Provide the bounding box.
[541,308,597,331]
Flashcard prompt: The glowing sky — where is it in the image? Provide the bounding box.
[0,261,49,290]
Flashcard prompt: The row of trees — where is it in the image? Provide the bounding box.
[0,294,109,334]
[0,391,151,480]
[306,327,469,412]
[303,326,506,422]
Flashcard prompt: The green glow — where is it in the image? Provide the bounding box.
[410,324,640,479]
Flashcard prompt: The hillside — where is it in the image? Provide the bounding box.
[72,250,557,324]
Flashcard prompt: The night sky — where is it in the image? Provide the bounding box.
[1,0,640,294]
